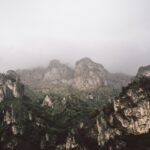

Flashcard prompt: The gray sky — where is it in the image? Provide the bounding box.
[0,0,150,75]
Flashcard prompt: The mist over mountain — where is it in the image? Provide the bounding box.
[0,48,150,75]
[16,58,131,96]
[0,0,150,74]
[0,0,150,149]
[0,62,150,150]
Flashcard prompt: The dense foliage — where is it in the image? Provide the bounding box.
[0,89,112,150]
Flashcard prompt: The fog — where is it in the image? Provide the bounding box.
[0,0,150,75]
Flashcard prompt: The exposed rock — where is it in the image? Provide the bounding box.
[136,65,150,78]
[73,57,109,90]
[79,122,84,129]
[93,76,150,149]
[28,111,32,121]
[0,66,150,150]
[43,59,74,82]
[0,71,24,100]
[42,95,53,107]
[12,125,18,135]
[45,133,49,142]
[0,88,4,102]
[4,111,12,125]
[17,58,131,93]
[62,97,66,105]
[6,70,18,81]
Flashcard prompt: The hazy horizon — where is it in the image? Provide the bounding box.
[0,0,150,75]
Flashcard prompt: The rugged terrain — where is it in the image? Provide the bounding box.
[0,65,150,150]
[17,58,131,94]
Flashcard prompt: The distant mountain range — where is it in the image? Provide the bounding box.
[16,57,131,95]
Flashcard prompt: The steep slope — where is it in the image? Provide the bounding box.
[51,69,150,150]
[0,67,150,150]
[95,76,150,150]
[70,74,150,150]
[73,58,110,90]
[136,65,150,78]
[0,71,105,150]
[73,58,131,91]
[43,59,73,82]
[0,71,75,150]
[0,70,24,100]
[17,58,131,95]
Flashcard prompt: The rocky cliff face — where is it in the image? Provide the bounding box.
[43,60,74,82]
[0,67,150,150]
[136,65,150,78]
[73,58,110,90]
[0,70,24,101]
[42,95,53,107]
[0,71,70,150]
[17,58,131,93]
[63,74,150,150]
[94,76,150,150]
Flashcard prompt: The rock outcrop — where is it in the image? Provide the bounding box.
[0,70,24,101]
[0,71,65,150]
[42,95,53,107]
[0,67,150,150]
[17,58,131,94]
[94,76,150,150]
[73,57,110,90]
[43,59,73,82]
[136,65,150,78]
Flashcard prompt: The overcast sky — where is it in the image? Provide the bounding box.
[0,0,150,75]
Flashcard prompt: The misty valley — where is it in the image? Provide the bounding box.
[0,58,150,150]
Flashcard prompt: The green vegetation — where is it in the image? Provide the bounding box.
[0,87,114,150]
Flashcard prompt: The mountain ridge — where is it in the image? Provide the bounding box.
[16,57,131,93]
[0,64,150,149]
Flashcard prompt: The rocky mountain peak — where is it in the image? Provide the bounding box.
[75,57,106,77]
[0,71,24,102]
[76,57,104,69]
[17,58,131,93]
[6,70,19,80]
[48,59,62,68]
[73,58,109,90]
[76,57,94,65]
[44,60,73,82]
[136,65,150,78]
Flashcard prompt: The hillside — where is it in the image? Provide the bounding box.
[17,58,131,98]
[0,66,150,149]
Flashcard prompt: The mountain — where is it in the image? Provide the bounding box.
[73,58,131,91]
[0,70,24,100]
[0,66,150,150]
[73,57,110,90]
[17,58,131,95]
[96,76,150,150]
[136,65,150,78]
[0,71,86,150]
[0,71,54,150]
[43,59,74,82]
[0,70,111,150]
